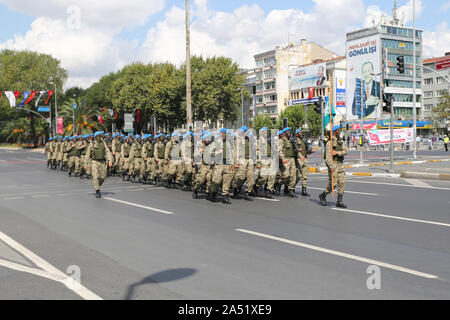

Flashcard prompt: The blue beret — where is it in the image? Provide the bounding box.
[295,128,302,135]
[332,125,341,132]
[135,135,141,139]
[165,134,170,138]
[218,128,227,134]
[202,132,212,140]
[94,132,102,138]
[240,126,248,133]
[260,127,268,132]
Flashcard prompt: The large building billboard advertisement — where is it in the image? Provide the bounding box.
[346,34,381,120]
[290,62,327,91]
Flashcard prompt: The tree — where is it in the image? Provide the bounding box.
[307,106,322,137]
[0,49,67,146]
[253,114,275,133]
[433,90,450,119]
[276,104,306,131]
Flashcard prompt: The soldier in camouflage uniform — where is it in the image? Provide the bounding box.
[232,126,255,201]
[192,132,213,199]
[210,128,233,204]
[319,125,348,208]
[294,128,312,197]
[153,134,166,184]
[129,135,145,183]
[278,128,298,198]
[120,135,132,181]
[84,131,113,198]
[142,134,156,185]
[254,127,276,199]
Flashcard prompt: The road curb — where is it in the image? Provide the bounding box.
[400,172,450,181]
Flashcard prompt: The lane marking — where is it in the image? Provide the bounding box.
[332,208,450,228]
[403,179,432,188]
[236,229,438,280]
[32,195,51,198]
[254,197,281,202]
[104,197,174,215]
[4,196,25,201]
[295,186,378,196]
[0,231,102,300]
[346,180,450,191]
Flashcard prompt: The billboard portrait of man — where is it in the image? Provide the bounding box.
[317,65,326,86]
[352,61,381,119]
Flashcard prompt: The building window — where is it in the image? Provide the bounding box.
[265,81,275,90]
[424,91,433,99]
[256,60,263,68]
[256,96,263,104]
[436,77,447,84]
[264,69,276,79]
[263,57,275,66]
[424,78,433,85]
[424,104,433,111]
[436,90,448,98]
[256,84,263,92]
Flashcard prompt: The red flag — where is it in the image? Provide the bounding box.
[25,91,38,105]
[0,91,2,98]
[14,91,21,98]
[45,91,54,105]
[114,111,118,120]
[136,110,141,123]
[308,87,315,100]
[99,116,103,124]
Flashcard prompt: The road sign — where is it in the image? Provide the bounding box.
[124,113,134,133]
[38,107,50,112]
[73,104,77,110]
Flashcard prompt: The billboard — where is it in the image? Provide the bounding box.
[346,34,381,120]
[367,128,414,145]
[57,117,64,134]
[290,62,327,91]
[436,57,450,70]
[334,69,346,109]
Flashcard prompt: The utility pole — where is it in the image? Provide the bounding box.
[186,0,192,130]
[360,79,364,164]
[412,0,417,159]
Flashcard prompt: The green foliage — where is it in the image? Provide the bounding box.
[433,90,450,120]
[58,97,105,136]
[0,49,67,145]
[276,104,306,131]
[253,114,275,133]
[307,106,322,137]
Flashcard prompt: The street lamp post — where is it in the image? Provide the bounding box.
[413,0,417,159]
[186,0,192,130]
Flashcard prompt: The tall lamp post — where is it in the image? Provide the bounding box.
[49,79,58,136]
[412,0,417,159]
[186,0,192,130]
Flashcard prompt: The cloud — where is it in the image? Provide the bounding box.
[141,0,365,68]
[0,17,138,88]
[423,22,450,59]
[0,0,166,31]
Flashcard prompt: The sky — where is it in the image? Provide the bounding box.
[0,0,449,89]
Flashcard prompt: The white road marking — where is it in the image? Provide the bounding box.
[104,197,174,215]
[295,186,378,196]
[346,180,450,191]
[0,231,102,300]
[32,195,51,198]
[403,179,432,188]
[332,208,450,228]
[26,157,44,161]
[4,196,25,201]
[236,229,438,280]
[254,197,281,202]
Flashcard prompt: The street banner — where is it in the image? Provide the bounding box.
[57,117,64,134]
[24,91,38,105]
[290,62,327,91]
[367,128,414,145]
[35,91,48,107]
[351,123,377,130]
[335,69,346,108]
[45,91,54,105]
[346,34,381,120]
[5,91,16,108]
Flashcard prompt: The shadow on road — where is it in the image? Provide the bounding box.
[124,268,197,300]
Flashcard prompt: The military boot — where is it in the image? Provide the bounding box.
[319,192,328,206]
[288,189,298,198]
[232,188,241,199]
[265,191,275,199]
[222,195,232,204]
[243,192,254,201]
[192,189,199,199]
[210,192,218,203]
[283,185,290,195]
[96,190,101,199]
[301,187,310,197]
[336,195,347,208]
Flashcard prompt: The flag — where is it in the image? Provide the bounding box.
[25,91,38,105]
[19,91,30,108]
[5,91,16,108]
[14,91,21,98]
[45,91,54,105]
[35,91,48,108]
[322,95,336,130]
[98,116,103,124]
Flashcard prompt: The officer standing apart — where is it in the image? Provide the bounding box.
[319,125,348,208]
[85,132,113,198]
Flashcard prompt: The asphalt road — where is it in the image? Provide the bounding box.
[1,149,450,300]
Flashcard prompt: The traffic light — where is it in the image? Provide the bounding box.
[396,56,405,74]
[313,97,323,114]
[383,93,393,113]
[283,118,289,128]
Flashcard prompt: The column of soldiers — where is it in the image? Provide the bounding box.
[44,125,347,207]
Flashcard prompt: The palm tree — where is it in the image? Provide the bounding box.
[59,98,106,136]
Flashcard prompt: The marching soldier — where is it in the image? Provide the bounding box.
[45,138,52,168]
[278,128,298,198]
[129,135,145,183]
[165,132,183,189]
[254,127,276,199]
[232,126,255,201]
[154,133,166,184]
[295,128,312,197]
[181,132,195,191]
[67,136,80,177]
[56,136,63,170]
[120,135,132,181]
[142,134,156,185]
[210,128,233,204]
[79,135,91,179]
[319,125,348,208]
[192,132,213,199]
[84,132,113,198]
